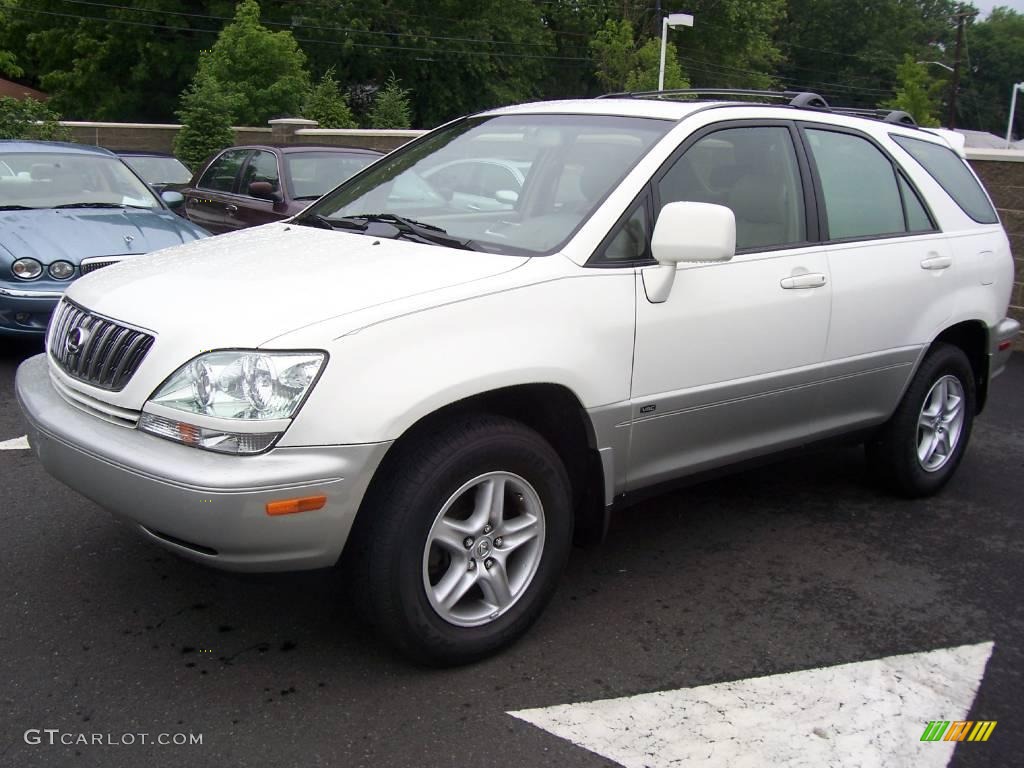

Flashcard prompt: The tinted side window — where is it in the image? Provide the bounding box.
[898,174,934,232]
[198,149,250,193]
[240,150,280,195]
[599,197,650,262]
[658,126,806,251]
[892,135,998,224]
[805,129,904,240]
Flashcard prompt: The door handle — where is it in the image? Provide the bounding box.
[780,273,827,289]
[920,254,952,270]
[225,204,238,214]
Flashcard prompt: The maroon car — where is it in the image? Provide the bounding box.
[182,145,381,234]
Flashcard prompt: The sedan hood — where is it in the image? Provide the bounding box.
[0,207,205,263]
[67,223,529,348]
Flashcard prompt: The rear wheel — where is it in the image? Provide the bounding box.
[348,415,573,665]
[866,343,975,497]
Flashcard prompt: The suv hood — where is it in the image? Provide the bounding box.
[66,223,529,348]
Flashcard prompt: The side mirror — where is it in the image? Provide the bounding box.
[644,202,736,303]
[495,189,519,205]
[248,181,280,201]
[160,190,184,209]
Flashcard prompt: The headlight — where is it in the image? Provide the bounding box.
[49,261,75,279]
[12,258,43,279]
[139,350,326,454]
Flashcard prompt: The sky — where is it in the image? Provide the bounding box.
[972,0,1024,16]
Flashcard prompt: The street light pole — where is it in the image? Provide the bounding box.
[658,13,694,92]
[1007,82,1024,149]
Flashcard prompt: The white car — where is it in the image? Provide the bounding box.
[16,92,1018,664]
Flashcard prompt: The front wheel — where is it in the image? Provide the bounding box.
[866,342,976,497]
[347,415,573,665]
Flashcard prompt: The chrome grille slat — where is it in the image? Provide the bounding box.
[49,299,154,391]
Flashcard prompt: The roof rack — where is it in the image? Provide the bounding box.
[597,88,831,110]
[596,88,918,127]
[829,107,917,126]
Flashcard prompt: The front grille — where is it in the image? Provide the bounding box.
[48,299,155,391]
[80,258,123,275]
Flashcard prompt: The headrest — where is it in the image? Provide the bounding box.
[727,174,786,225]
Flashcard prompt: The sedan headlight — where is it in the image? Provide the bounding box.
[49,261,75,279]
[139,350,326,454]
[12,258,43,280]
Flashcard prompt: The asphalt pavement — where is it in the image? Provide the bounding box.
[0,336,1020,767]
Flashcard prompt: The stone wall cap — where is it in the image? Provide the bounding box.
[296,128,426,137]
[966,147,1024,163]
[268,118,319,127]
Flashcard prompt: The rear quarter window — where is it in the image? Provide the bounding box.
[891,135,998,224]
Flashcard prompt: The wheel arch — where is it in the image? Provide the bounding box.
[356,383,609,548]
[930,319,990,413]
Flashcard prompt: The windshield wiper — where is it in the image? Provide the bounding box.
[352,213,482,251]
[0,205,38,210]
[293,212,369,231]
[54,202,127,209]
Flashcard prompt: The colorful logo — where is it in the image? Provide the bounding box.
[920,720,997,742]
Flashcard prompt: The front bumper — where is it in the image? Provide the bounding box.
[0,285,63,335]
[16,354,391,571]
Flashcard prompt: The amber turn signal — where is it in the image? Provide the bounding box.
[265,495,327,516]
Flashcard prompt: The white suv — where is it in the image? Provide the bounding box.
[16,92,1018,664]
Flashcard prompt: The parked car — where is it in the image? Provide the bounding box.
[182,145,381,233]
[16,94,1018,665]
[115,151,193,194]
[1,140,208,336]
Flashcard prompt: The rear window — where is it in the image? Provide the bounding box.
[891,135,998,224]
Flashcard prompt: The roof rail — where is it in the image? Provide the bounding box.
[829,107,917,126]
[597,88,830,109]
[596,88,921,128]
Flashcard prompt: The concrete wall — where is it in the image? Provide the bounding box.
[967,149,1024,350]
[59,120,422,155]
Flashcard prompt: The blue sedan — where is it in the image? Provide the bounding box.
[1,141,208,336]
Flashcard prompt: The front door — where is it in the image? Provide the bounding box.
[627,123,832,490]
[184,148,251,234]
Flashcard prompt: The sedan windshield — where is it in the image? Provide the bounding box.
[287,152,378,200]
[0,152,161,210]
[300,114,672,255]
[121,155,193,186]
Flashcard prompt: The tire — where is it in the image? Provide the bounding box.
[866,342,976,498]
[346,415,573,666]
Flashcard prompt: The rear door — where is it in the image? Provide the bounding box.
[798,124,953,431]
[184,148,251,234]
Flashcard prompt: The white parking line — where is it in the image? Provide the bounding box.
[510,641,994,768]
[0,435,30,450]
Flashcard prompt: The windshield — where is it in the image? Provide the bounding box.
[0,152,161,210]
[287,152,378,200]
[121,155,192,186]
[301,114,672,255]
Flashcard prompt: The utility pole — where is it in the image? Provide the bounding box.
[947,6,976,129]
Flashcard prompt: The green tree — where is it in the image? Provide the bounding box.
[194,0,310,125]
[590,19,689,94]
[0,0,20,78]
[590,19,636,92]
[173,70,235,169]
[303,67,356,128]
[625,38,690,92]
[883,55,942,126]
[368,73,412,129]
[958,8,1024,135]
[0,96,70,140]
